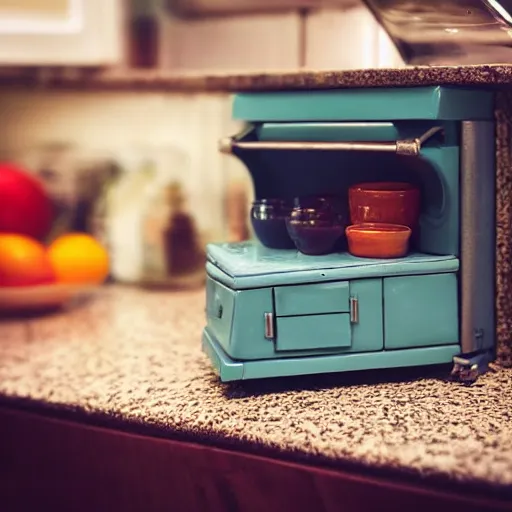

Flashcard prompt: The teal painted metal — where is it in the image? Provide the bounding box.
[233,87,494,122]
[201,86,498,383]
[222,287,274,360]
[274,281,349,316]
[206,244,459,289]
[257,121,460,146]
[350,277,384,352]
[205,276,235,352]
[276,313,352,351]
[204,275,384,361]
[258,122,401,142]
[384,273,459,349]
[417,147,459,255]
[229,286,274,359]
[202,327,460,382]
[202,328,244,381]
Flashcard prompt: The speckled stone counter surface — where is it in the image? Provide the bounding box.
[4,64,512,92]
[1,286,511,499]
[493,92,512,366]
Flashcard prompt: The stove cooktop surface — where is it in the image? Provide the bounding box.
[206,241,458,280]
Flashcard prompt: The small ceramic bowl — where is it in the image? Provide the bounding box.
[287,220,345,256]
[287,206,345,255]
[345,223,412,259]
[250,198,295,249]
[349,182,420,229]
[288,196,349,255]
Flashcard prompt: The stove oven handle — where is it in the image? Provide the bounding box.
[219,126,442,157]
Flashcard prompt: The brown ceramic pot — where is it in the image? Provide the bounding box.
[348,182,420,229]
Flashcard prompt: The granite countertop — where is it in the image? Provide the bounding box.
[4,64,512,92]
[1,286,511,500]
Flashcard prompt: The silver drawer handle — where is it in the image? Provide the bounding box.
[350,297,359,324]
[219,126,442,157]
[264,312,275,340]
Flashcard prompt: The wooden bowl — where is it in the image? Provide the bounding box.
[349,182,420,229]
[346,223,411,259]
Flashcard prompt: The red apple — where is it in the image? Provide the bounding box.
[0,162,53,240]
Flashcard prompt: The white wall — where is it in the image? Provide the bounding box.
[157,3,404,72]
[160,12,303,71]
[304,7,404,69]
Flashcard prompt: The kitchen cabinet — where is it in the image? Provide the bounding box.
[0,0,124,66]
[3,408,506,512]
[384,273,459,350]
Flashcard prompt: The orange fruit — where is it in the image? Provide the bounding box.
[0,234,56,287]
[47,233,109,286]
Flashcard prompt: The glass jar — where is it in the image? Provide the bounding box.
[107,152,158,284]
[88,160,124,266]
[139,147,205,289]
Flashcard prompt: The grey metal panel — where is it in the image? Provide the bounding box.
[460,121,496,354]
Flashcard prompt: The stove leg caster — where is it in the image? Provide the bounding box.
[450,351,493,384]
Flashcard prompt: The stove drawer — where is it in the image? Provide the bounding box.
[276,313,351,352]
[274,281,350,317]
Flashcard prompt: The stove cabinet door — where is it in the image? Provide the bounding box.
[383,273,459,350]
[274,278,383,354]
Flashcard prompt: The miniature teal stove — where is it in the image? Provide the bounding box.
[202,86,496,383]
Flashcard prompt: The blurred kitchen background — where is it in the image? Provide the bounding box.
[0,0,408,288]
